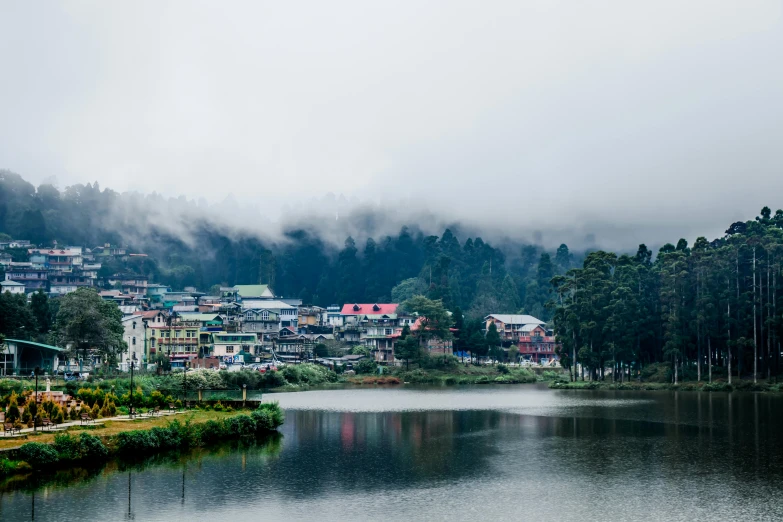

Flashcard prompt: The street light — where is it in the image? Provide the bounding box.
[33,366,40,432]
[127,353,137,418]
[182,360,188,409]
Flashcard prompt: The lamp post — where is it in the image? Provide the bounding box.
[127,354,137,418]
[182,360,188,409]
[33,366,40,432]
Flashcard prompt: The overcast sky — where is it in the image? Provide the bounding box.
[1,1,782,249]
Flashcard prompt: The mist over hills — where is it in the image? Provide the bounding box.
[0,168,773,322]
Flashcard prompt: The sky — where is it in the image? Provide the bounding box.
[1,1,782,249]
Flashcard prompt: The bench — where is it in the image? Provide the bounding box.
[147,407,160,417]
[40,417,53,430]
[80,413,94,424]
[3,423,21,436]
[168,403,177,413]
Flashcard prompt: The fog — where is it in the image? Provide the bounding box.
[1,1,782,250]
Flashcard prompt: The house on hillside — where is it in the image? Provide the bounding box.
[234,284,275,300]
[4,268,48,292]
[484,314,558,363]
[336,304,419,363]
[241,299,298,329]
[0,280,25,295]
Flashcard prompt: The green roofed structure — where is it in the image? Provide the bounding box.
[234,284,275,299]
[0,339,66,376]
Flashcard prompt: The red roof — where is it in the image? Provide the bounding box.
[340,303,398,315]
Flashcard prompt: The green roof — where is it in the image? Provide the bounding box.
[5,339,66,352]
[177,313,224,322]
[234,284,273,298]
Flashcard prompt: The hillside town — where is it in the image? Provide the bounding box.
[0,241,559,375]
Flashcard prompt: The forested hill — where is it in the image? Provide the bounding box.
[0,170,582,318]
[551,207,783,382]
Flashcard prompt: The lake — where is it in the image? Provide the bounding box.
[2,385,782,521]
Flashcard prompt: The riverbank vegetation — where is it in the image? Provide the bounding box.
[0,403,284,478]
[551,207,783,386]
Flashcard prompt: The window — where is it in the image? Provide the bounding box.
[246,312,253,321]
[385,328,392,335]
[132,337,136,345]
[151,338,156,347]
[132,321,137,330]
[175,330,181,338]
[226,346,234,353]
[261,311,269,320]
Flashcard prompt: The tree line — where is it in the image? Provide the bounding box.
[0,169,580,319]
[551,207,783,383]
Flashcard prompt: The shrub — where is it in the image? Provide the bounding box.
[497,364,510,374]
[150,390,165,408]
[175,399,183,409]
[69,407,78,421]
[18,442,60,469]
[91,403,101,419]
[422,354,460,370]
[53,433,82,461]
[5,392,21,423]
[213,401,224,412]
[354,359,378,375]
[78,433,108,461]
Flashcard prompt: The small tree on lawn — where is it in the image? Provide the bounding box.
[6,392,21,424]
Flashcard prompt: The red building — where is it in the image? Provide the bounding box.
[484,314,559,363]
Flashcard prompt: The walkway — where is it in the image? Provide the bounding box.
[1,410,184,439]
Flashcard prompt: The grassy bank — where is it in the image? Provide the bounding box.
[0,403,284,478]
[549,379,782,392]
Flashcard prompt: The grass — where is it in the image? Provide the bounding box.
[0,410,239,452]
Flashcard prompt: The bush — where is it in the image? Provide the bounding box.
[497,364,510,374]
[69,407,78,421]
[422,354,460,370]
[354,359,378,375]
[5,392,21,423]
[18,442,60,469]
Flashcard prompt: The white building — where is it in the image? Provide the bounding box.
[0,280,26,295]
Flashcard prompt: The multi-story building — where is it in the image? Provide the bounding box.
[149,321,201,364]
[241,299,299,329]
[484,314,558,363]
[212,333,262,362]
[243,309,281,335]
[337,304,420,363]
[4,267,48,292]
[28,247,83,270]
[297,306,326,328]
[49,272,93,294]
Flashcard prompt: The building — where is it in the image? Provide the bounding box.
[122,315,147,364]
[0,280,25,295]
[0,253,13,266]
[49,272,93,294]
[212,333,261,362]
[0,240,31,250]
[4,268,48,292]
[337,304,420,362]
[0,338,65,376]
[234,284,275,300]
[149,321,201,364]
[243,308,281,335]
[241,299,299,329]
[484,314,558,363]
[28,247,83,270]
[297,305,327,328]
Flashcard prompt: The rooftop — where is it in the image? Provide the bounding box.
[485,314,545,326]
[341,303,399,315]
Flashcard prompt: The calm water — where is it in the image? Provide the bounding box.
[2,385,782,521]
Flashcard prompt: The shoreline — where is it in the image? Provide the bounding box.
[0,403,284,481]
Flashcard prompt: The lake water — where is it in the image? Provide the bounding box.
[2,385,782,521]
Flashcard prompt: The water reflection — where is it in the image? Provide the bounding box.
[1,388,783,522]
